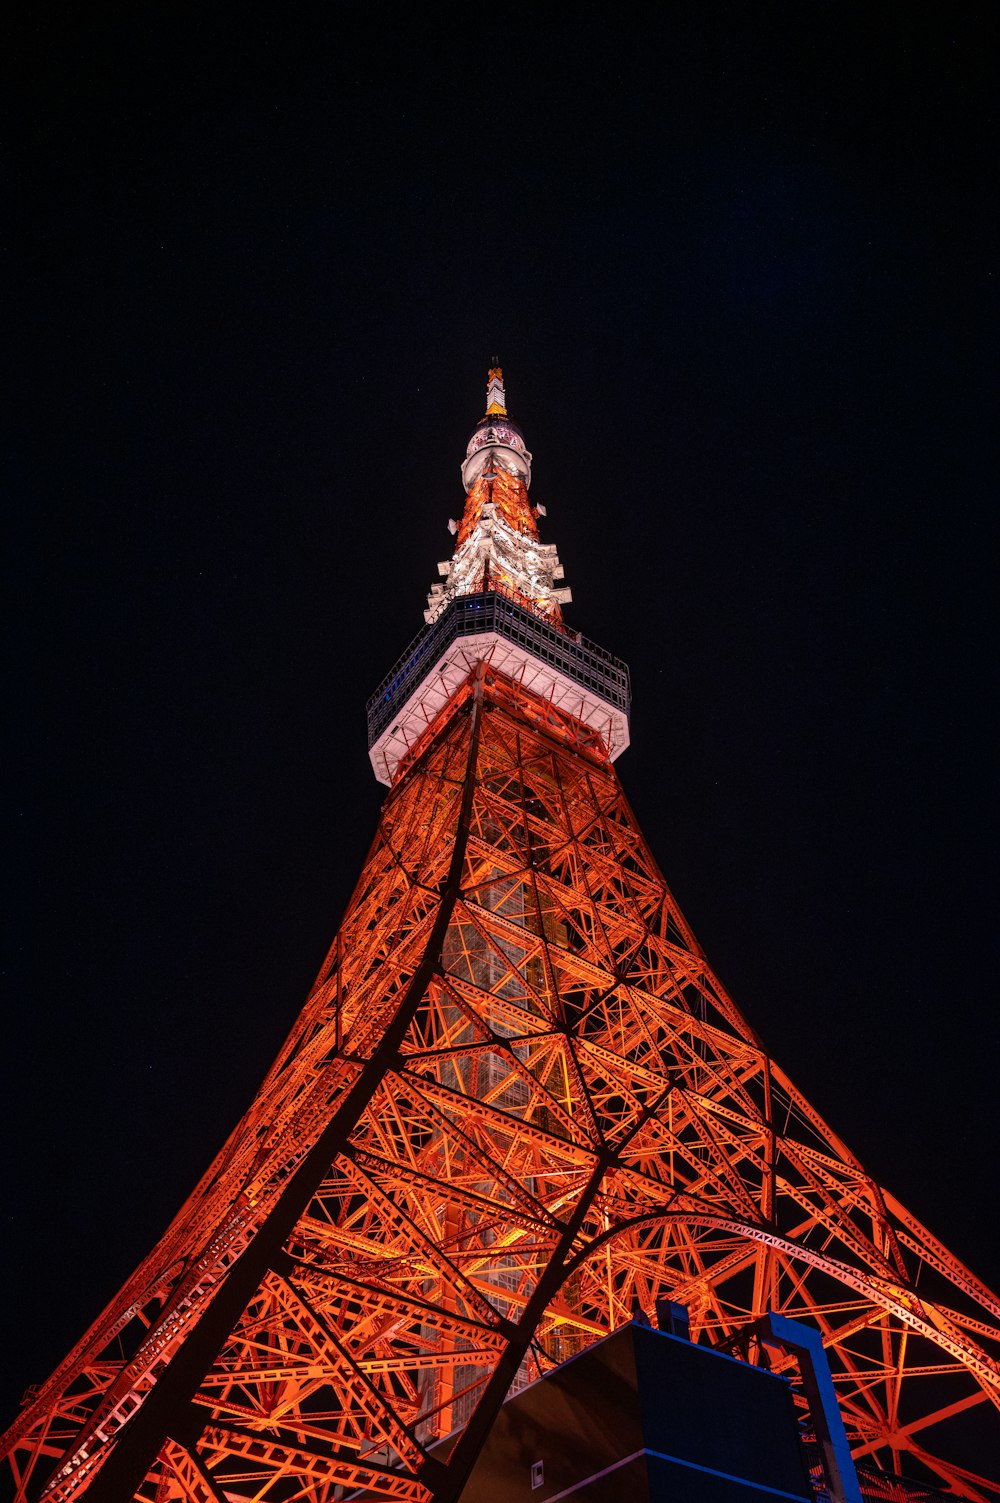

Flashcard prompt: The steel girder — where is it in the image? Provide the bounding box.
[4,667,998,1502]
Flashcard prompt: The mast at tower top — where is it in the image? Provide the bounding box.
[367,368,632,784]
[485,366,507,415]
[428,367,566,625]
[456,365,534,496]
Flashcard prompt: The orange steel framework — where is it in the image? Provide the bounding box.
[4,374,999,1503]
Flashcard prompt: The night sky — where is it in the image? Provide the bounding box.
[6,4,997,1471]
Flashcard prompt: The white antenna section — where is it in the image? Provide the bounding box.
[485,368,507,415]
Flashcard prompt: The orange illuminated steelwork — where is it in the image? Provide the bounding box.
[3,374,998,1503]
[457,466,537,548]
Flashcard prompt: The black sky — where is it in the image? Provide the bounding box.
[5,2,997,1468]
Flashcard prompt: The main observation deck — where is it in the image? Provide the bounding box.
[367,592,631,784]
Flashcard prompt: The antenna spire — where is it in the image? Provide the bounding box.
[485,366,507,416]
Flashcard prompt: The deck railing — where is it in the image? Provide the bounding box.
[366,592,631,748]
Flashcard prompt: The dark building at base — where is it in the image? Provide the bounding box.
[446,1322,814,1502]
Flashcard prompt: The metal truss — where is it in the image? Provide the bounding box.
[4,664,999,1502]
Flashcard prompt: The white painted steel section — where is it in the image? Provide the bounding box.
[368,634,631,785]
[485,370,507,414]
[461,439,531,491]
[426,507,569,625]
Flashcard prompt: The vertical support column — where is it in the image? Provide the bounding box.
[760,1312,863,1503]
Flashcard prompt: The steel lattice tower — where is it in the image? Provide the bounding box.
[5,373,998,1502]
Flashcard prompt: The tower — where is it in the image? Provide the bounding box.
[4,372,998,1502]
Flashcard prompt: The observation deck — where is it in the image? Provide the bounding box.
[367,592,631,784]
